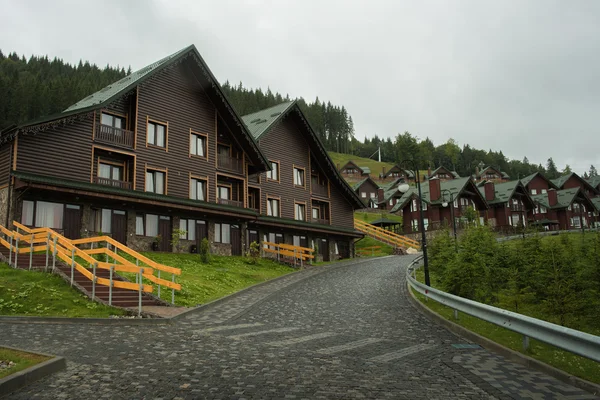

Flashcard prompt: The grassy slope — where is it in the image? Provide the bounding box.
[413,267,600,384]
[0,263,127,318]
[328,151,428,181]
[140,253,295,307]
[0,347,50,379]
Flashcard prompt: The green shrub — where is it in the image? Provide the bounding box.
[199,238,210,263]
[247,241,260,264]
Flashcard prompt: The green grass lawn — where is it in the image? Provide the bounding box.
[0,347,50,379]
[0,263,127,318]
[412,269,600,384]
[355,236,394,256]
[354,211,403,224]
[138,253,295,307]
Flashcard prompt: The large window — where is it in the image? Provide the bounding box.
[217,185,230,200]
[267,197,280,217]
[293,167,305,187]
[146,169,166,194]
[266,161,279,181]
[179,219,200,240]
[21,200,66,230]
[190,132,207,157]
[215,223,231,244]
[101,112,125,129]
[312,207,319,220]
[90,209,113,233]
[190,178,207,201]
[136,214,164,237]
[147,120,167,148]
[295,203,306,221]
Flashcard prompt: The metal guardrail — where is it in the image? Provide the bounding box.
[406,255,600,363]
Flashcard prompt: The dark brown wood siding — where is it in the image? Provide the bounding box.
[355,180,378,204]
[135,63,218,202]
[257,113,355,230]
[16,117,94,182]
[0,143,11,185]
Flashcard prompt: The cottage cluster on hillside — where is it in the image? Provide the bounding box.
[346,161,600,233]
[0,45,365,261]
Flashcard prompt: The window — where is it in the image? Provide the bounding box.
[146,169,166,194]
[295,203,306,221]
[423,218,429,230]
[531,189,537,195]
[145,214,159,237]
[190,132,207,157]
[101,112,125,129]
[215,223,231,244]
[370,192,376,199]
[266,161,279,181]
[98,162,123,182]
[190,178,207,201]
[90,208,113,233]
[217,185,230,200]
[540,206,547,214]
[35,201,64,229]
[389,199,393,206]
[411,219,419,232]
[179,219,197,240]
[21,200,34,226]
[453,199,458,208]
[422,202,427,211]
[312,207,319,220]
[542,189,547,194]
[147,120,167,147]
[267,197,280,217]
[136,215,144,235]
[294,167,305,187]
[361,192,367,198]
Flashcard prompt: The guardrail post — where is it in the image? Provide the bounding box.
[109,265,114,306]
[45,232,50,271]
[453,309,459,320]
[171,274,175,304]
[8,234,13,266]
[70,248,75,286]
[52,237,57,272]
[29,233,34,270]
[157,270,161,299]
[523,335,530,351]
[138,267,144,317]
[92,262,97,300]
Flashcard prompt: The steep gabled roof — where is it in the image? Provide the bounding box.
[383,165,413,178]
[520,171,558,190]
[551,172,598,194]
[531,187,596,211]
[242,101,296,140]
[242,102,365,209]
[478,180,534,208]
[588,175,600,189]
[427,166,459,179]
[390,177,487,213]
[338,160,369,174]
[351,176,379,191]
[477,166,505,178]
[1,45,270,170]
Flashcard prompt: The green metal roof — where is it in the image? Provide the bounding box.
[389,176,476,213]
[520,172,538,187]
[477,180,519,205]
[550,174,572,189]
[65,46,193,112]
[592,197,600,211]
[530,188,585,210]
[242,101,296,140]
[551,172,598,194]
[12,170,258,217]
[360,166,371,174]
[588,175,600,189]
[256,216,360,236]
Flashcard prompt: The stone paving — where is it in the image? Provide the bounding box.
[0,255,597,399]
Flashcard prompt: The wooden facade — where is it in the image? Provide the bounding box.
[0,45,362,260]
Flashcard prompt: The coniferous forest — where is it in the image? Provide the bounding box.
[1,50,597,180]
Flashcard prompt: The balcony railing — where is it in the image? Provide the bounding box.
[312,184,328,197]
[217,198,243,208]
[312,217,330,225]
[217,154,244,174]
[95,124,134,148]
[510,205,525,212]
[93,176,132,190]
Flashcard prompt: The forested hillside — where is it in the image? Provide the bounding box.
[1,49,596,180]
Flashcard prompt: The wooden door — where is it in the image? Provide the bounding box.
[299,236,308,248]
[231,224,242,256]
[320,238,329,261]
[196,221,207,248]
[63,205,81,239]
[247,229,258,247]
[111,210,127,244]
[158,216,171,252]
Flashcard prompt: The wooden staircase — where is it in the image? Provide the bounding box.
[0,222,182,313]
[354,219,420,249]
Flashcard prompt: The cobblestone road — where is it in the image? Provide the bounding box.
[0,255,597,399]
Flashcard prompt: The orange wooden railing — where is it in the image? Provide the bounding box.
[354,219,420,249]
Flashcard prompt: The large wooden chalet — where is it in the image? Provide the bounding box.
[0,45,363,261]
[478,180,534,231]
[338,160,370,177]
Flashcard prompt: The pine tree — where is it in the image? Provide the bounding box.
[546,157,560,179]
[589,165,598,177]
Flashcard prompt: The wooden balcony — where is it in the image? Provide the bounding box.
[217,198,243,208]
[93,176,132,190]
[95,124,134,149]
[312,184,328,197]
[312,217,330,225]
[217,154,244,174]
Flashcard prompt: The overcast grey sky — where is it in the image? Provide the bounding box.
[1,0,599,174]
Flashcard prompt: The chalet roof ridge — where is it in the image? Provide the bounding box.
[352,176,379,190]
[241,101,296,139]
[477,179,523,205]
[64,45,195,112]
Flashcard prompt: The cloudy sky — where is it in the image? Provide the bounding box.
[1,0,599,174]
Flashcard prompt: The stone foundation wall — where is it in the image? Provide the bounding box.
[0,186,11,226]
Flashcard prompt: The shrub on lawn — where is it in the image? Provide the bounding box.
[199,238,210,263]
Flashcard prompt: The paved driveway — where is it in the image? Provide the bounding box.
[0,255,597,399]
